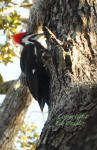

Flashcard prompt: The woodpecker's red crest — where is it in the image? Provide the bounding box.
[12,32,27,44]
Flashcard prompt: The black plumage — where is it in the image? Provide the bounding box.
[20,39,50,110]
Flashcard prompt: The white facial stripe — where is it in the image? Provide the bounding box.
[32,69,36,74]
[22,34,34,45]
[21,33,47,48]
[25,41,32,45]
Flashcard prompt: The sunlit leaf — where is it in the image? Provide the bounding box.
[6,16,12,22]
[23,136,27,141]
[34,133,40,138]
[22,142,26,147]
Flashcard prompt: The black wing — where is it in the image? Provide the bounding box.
[20,44,49,110]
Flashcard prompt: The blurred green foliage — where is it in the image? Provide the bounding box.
[0,0,11,7]
[0,0,22,83]
[14,121,39,150]
[0,6,21,64]
[0,1,40,149]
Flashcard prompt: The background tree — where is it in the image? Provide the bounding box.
[0,0,39,149]
[0,0,97,150]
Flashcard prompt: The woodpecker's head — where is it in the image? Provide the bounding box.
[12,32,44,46]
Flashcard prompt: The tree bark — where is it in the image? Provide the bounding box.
[0,75,32,150]
[34,0,97,149]
[0,0,97,149]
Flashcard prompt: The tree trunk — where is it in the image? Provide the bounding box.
[32,0,97,149]
[0,75,32,150]
[0,0,97,149]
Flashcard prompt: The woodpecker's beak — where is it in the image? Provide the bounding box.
[35,33,45,43]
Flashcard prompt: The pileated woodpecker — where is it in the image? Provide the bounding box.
[12,32,50,110]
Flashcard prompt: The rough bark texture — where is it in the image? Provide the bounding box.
[0,0,97,149]
[0,75,32,150]
[29,0,97,149]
